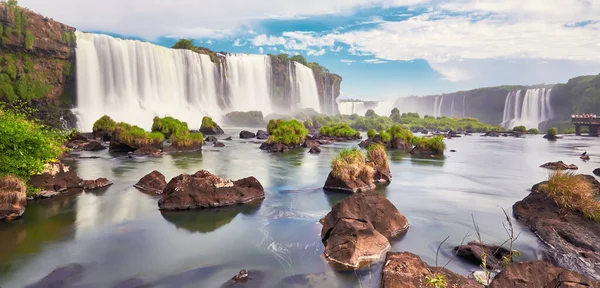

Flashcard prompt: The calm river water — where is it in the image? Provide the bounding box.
[1,131,598,287]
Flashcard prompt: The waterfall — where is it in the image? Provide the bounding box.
[338,101,366,115]
[450,97,455,117]
[501,88,553,129]
[294,62,321,113]
[74,32,327,131]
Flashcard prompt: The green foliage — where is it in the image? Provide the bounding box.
[547,127,558,137]
[24,30,34,50]
[0,74,16,101]
[200,116,220,130]
[93,115,117,132]
[63,32,72,44]
[4,26,12,37]
[367,129,376,138]
[266,119,308,146]
[307,62,329,73]
[0,102,67,180]
[151,116,189,138]
[3,0,19,8]
[303,118,313,129]
[379,131,391,142]
[115,122,165,147]
[172,39,195,50]
[290,54,307,66]
[411,136,446,154]
[13,9,21,36]
[23,55,33,73]
[2,55,17,80]
[387,124,413,142]
[512,125,527,133]
[0,26,3,39]
[267,119,283,134]
[365,109,377,117]
[171,131,204,148]
[14,75,51,101]
[527,128,539,134]
[276,53,289,62]
[63,61,72,77]
[319,124,360,138]
[331,148,374,183]
[562,128,576,134]
[425,273,447,288]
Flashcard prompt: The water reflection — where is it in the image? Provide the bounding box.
[161,203,262,234]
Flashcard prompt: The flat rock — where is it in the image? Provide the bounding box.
[308,146,321,154]
[380,252,480,288]
[38,190,60,199]
[454,240,511,270]
[323,171,375,193]
[488,261,600,288]
[158,170,265,210]
[82,178,113,190]
[540,161,578,170]
[134,171,167,194]
[214,141,225,147]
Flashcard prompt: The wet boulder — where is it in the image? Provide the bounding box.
[158,170,265,210]
[29,162,83,192]
[320,192,409,270]
[134,171,167,194]
[488,261,600,288]
[214,141,225,147]
[0,176,27,221]
[133,146,162,156]
[308,146,321,154]
[302,139,320,148]
[256,130,269,140]
[454,241,511,270]
[259,142,289,153]
[82,178,113,190]
[239,131,256,139]
[205,136,218,143]
[540,161,578,170]
[323,171,375,193]
[594,168,600,176]
[380,252,480,288]
[82,141,106,151]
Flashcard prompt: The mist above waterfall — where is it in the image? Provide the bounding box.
[74,32,333,132]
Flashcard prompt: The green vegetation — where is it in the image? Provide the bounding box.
[266,119,308,146]
[547,127,558,137]
[512,125,527,133]
[170,132,204,148]
[92,115,117,132]
[0,103,67,180]
[171,39,219,64]
[367,129,376,138]
[411,136,446,154]
[3,0,19,8]
[425,273,446,288]
[319,123,360,138]
[330,148,374,183]
[365,109,377,117]
[367,144,388,171]
[563,128,576,134]
[151,116,189,138]
[303,118,313,129]
[115,122,165,147]
[527,128,539,134]
[274,53,331,74]
[369,125,414,145]
[0,53,53,102]
[541,171,600,222]
[200,116,221,130]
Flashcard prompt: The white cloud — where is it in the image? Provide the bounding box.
[331,46,343,52]
[233,39,247,46]
[340,59,356,65]
[205,40,213,45]
[307,48,326,56]
[364,59,388,64]
[259,47,264,54]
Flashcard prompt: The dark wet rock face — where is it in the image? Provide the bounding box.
[540,161,578,170]
[454,241,511,270]
[488,261,600,288]
[323,171,375,193]
[25,263,85,288]
[309,146,321,154]
[82,178,113,190]
[513,176,600,281]
[214,141,225,147]
[200,126,224,135]
[134,171,167,194]
[158,170,265,210]
[205,136,218,143]
[320,192,409,270]
[0,176,27,221]
[594,168,600,176]
[259,142,289,153]
[29,162,83,192]
[256,130,269,140]
[380,252,480,288]
[240,131,256,139]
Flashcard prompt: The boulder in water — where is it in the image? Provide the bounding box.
[302,139,320,148]
[134,171,167,194]
[240,131,256,139]
[488,261,600,288]
[214,141,225,147]
[308,146,321,154]
[0,176,27,221]
[205,136,218,143]
[29,162,83,192]
[540,161,578,170]
[158,170,265,210]
[82,140,106,151]
[199,116,224,135]
[256,130,269,140]
[259,142,289,153]
[323,171,375,193]
[82,178,113,190]
[582,155,591,160]
[594,168,600,176]
[454,241,511,270]
[133,146,163,156]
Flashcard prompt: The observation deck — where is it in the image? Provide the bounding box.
[572,117,600,136]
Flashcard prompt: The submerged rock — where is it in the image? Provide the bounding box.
[214,141,225,147]
[323,171,375,193]
[0,176,27,221]
[158,170,265,210]
[488,261,600,288]
[82,178,113,190]
[224,136,233,141]
[240,131,256,139]
[454,241,511,270]
[540,161,578,170]
[205,136,218,143]
[308,146,321,154]
[320,192,409,269]
[133,146,163,156]
[134,171,167,194]
[256,130,269,140]
[513,176,600,281]
[380,252,480,288]
[25,263,85,288]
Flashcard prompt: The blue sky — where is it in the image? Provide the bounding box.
[21,0,600,101]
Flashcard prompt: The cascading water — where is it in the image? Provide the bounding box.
[338,101,366,115]
[501,88,553,129]
[74,32,328,131]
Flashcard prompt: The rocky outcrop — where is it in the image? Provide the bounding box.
[488,261,600,288]
[66,139,106,152]
[513,177,600,281]
[410,146,438,156]
[109,129,164,153]
[213,141,225,147]
[323,171,375,193]
[259,142,289,153]
[359,135,411,150]
[132,146,162,156]
[320,192,409,269]
[134,171,166,194]
[380,252,480,288]
[199,125,223,135]
[308,146,321,154]
[29,162,112,193]
[0,176,27,221]
[81,178,112,190]
[594,168,600,176]
[239,130,256,139]
[256,130,269,140]
[454,241,511,270]
[158,170,265,210]
[205,136,218,143]
[540,161,578,170]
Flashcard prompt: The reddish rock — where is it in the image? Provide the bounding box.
[488,261,600,288]
[380,252,480,288]
[302,139,320,148]
[0,176,27,221]
[82,141,106,151]
[321,193,409,269]
[82,178,113,190]
[158,170,265,210]
[134,171,167,194]
[540,161,578,170]
[29,162,83,192]
[323,172,375,193]
[454,241,511,270]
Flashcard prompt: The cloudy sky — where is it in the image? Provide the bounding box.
[20,0,600,101]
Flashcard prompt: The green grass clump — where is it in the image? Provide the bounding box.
[527,128,539,134]
[151,116,189,138]
[267,119,283,134]
[379,130,392,142]
[0,103,67,180]
[266,119,308,146]
[387,125,413,142]
[513,125,527,133]
[331,148,374,183]
[304,119,314,129]
[92,115,117,132]
[367,129,376,138]
[319,124,360,138]
[547,127,558,137]
[170,131,204,148]
[367,144,388,171]
[200,116,221,130]
[115,122,165,147]
[540,171,600,222]
[411,136,446,154]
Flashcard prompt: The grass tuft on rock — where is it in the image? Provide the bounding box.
[92,115,116,133]
[331,148,375,183]
[151,116,189,138]
[170,131,204,148]
[411,136,446,154]
[115,122,165,147]
[319,124,360,138]
[0,175,26,206]
[540,171,600,221]
[367,144,389,171]
[200,116,221,130]
[266,119,308,146]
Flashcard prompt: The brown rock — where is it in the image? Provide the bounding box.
[240,131,256,139]
[82,141,106,151]
[380,252,480,288]
[321,193,409,269]
[158,170,265,210]
[488,261,600,288]
[540,161,578,170]
[82,178,113,190]
[259,142,289,153]
[513,176,600,281]
[214,141,225,147]
[409,146,439,156]
[391,137,411,150]
[0,176,27,221]
[308,146,321,154]
[454,241,511,270]
[205,136,218,143]
[323,171,375,193]
[134,146,163,156]
[302,139,320,148]
[29,162,83,192]
[134,171,167,194]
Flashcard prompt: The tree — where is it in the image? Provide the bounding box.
[3,0,19,8]
[365,109,377,117]
[512,125,527,133]
[172,39,195,50]
[290,54,307,66]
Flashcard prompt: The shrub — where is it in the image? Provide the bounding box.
[411,136,446,154]
[24,31,34,50]
[331,148,374,183]
[365,109,377,117]
[0,175,26,205]
[0,104,67,179]
[527,128,539,134]
[380,131,391,142]
[171,131,204,148]
[541,171,600,221]
[92,115,117,132]
[513,125,527,133]
[388,125,413,142]
[115,122,165,147]
[547,127,558,137]
[304,118,314,129]
[367,144,388,171]
[267,119,283,134]
[367,129,376,138]
[200,116,221,130]
[266,119,308,146]
[319,124,359,138]
[151,116,189,138]
[290,54,308,66]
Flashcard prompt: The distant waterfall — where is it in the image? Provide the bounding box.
[74,32,326,131]
[501,88,553,129]
[337,100,393,116]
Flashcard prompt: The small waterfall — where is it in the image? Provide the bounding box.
[330,84,335,115]
[437,96,444,118]
[501,88,554,129]
[338,101,366,115]
[294,62,321,113]
[450,97,455,117]
[462,95,466,117]
[226,54,274,115]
